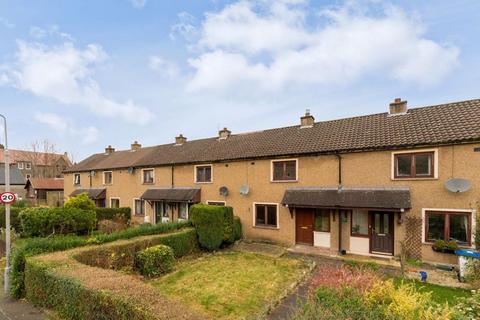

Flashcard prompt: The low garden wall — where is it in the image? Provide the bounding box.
[24,228,205,320]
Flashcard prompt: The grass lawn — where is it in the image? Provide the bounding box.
[151,251,308,320]
[393,278,471,305]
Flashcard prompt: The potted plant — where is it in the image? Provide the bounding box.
[432,239,459,254]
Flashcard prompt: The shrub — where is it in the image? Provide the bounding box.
[95,207,131,224]
[24,260,154,320]
[19,207,96,237]
[135,245,175,277]
[0,206,22,231]
[10,221,190,298]
[452,290,480,319]
[64,193,95,211]
[233,216,242,241]
[223,206,235,244]
[98,219,127,234]
[189,204,225,251]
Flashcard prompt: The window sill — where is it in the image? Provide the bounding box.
[392,177,437,181]
[314,230,331,234]
[351,234,369,238]
[270,180,298,183]
[422,242,473,249]
[195,181,213,184]
[134,214,145,217]
[253,225,279,230]
[142,182,155,185]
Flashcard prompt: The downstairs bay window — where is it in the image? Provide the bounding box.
[425,210,472,246]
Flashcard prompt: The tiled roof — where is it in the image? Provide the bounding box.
[0,149,71,166]
[65,99,480,173]
[70,188,106,200]
[26,178,64,190]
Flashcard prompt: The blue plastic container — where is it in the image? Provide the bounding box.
[419,271,427,282]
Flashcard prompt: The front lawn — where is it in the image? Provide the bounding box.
[393,278,471,305]
[151,251,309,320]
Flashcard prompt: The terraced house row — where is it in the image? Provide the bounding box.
[64,98,480,265]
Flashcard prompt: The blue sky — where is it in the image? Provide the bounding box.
[0,0,479,162]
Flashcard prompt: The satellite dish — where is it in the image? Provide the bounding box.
[445,178,471,193]
[219,186,229,197]
[239,185,250,196]
[127,167,135,174]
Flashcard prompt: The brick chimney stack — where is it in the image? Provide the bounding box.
[105,145,115,154]
[389,98,408,115]
[300,109,315,128]
[131,141,141,151]
[175,134,187,145]
[218,127,231,140]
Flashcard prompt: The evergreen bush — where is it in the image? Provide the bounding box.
[135,244,175,277]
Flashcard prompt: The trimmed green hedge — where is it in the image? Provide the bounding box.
[135,245,175,278]
[0,206,22,231]
[95,207,131,223]
[10,220,191,298]
[19,207,96,237]
[25,261,154,320]
[189,204,235,251]
[74,228,197,270]
[233,216,242,241]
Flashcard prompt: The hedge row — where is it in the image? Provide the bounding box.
[189,204,237,251]
[19,207,96,237]
[25,261,153,320]
[0,206,22,231]
[95,207,131,223]
[233,216,242,241]
[74,228,197,270]
[10,220,191,298]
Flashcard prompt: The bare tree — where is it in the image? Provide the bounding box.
[25,140,60,178]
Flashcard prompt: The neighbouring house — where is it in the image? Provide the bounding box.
[0,164,26,200]
[0,147,71,180]
[63,98,480,265]
[24,178,64,206]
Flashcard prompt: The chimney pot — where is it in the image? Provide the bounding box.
[389,98,408,115]
[218,127,231,140]
[300,109,315,128]
[105,145,115,154]
[131,141,142,151]
[175,134,187,145]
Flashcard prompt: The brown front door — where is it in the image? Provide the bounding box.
[296,208,315,245]
[370,211,394,254]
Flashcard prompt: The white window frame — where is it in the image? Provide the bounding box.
[141,168,155,184]
[109,197,120,208]
[73,173,81,185]
[25,162,31,170]
[270,158,298,182]
[17,162,24,169]
[391,149,438,180]
[252,202,280,229]
[207,200,226,206]
[421,208,476,247]
[133,198,146,216]
[194,164,213,184]
[103,171,113,185]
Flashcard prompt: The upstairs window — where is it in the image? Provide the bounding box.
[103,171,113,185]
[17,162,24,170]
[74,173,81,185]
[255,204,278,228]
[425,211,471,246]
[394,152,434,178]
[272,160,297,181]
[142,169,154,184]
[25,162,32,170]
[195,165,212,183]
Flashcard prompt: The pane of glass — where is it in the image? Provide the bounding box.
[285,161,296,180]
[427,213,445,241]
[396,155,412,176]
[450,214,468,243]
[204,167,212,182]
[256,205,265,225]
[352,210,368,235]
[267,205,277,226]
[415,154,431,176]
[314,210,330,232]
[273,162,283,180]
[375,214,380,233]
[179,203,187,219]
[383,214,390,234]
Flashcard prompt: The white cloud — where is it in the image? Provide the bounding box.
[170,12,198,41]
[149,55,179,78]
[2,41,154,125]
[130,0,146,9]
[34,112,99,145]
[29,25,74,41]
[0,17,14,29]
[184,1,460,92]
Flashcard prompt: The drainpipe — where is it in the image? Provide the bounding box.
[171,163,175,188]
[336,154,342,189]
[337,208,342,254]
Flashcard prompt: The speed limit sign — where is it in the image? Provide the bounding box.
[0,192,16,204]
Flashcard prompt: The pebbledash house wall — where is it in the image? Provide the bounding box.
[64,142,480,265]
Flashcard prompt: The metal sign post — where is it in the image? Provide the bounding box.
[0,114,10,294]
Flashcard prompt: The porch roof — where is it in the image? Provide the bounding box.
[281,187,411,210]
[141,188,201,203]
[70,188,106,200]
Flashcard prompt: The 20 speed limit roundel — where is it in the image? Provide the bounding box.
[0,192,16,204]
